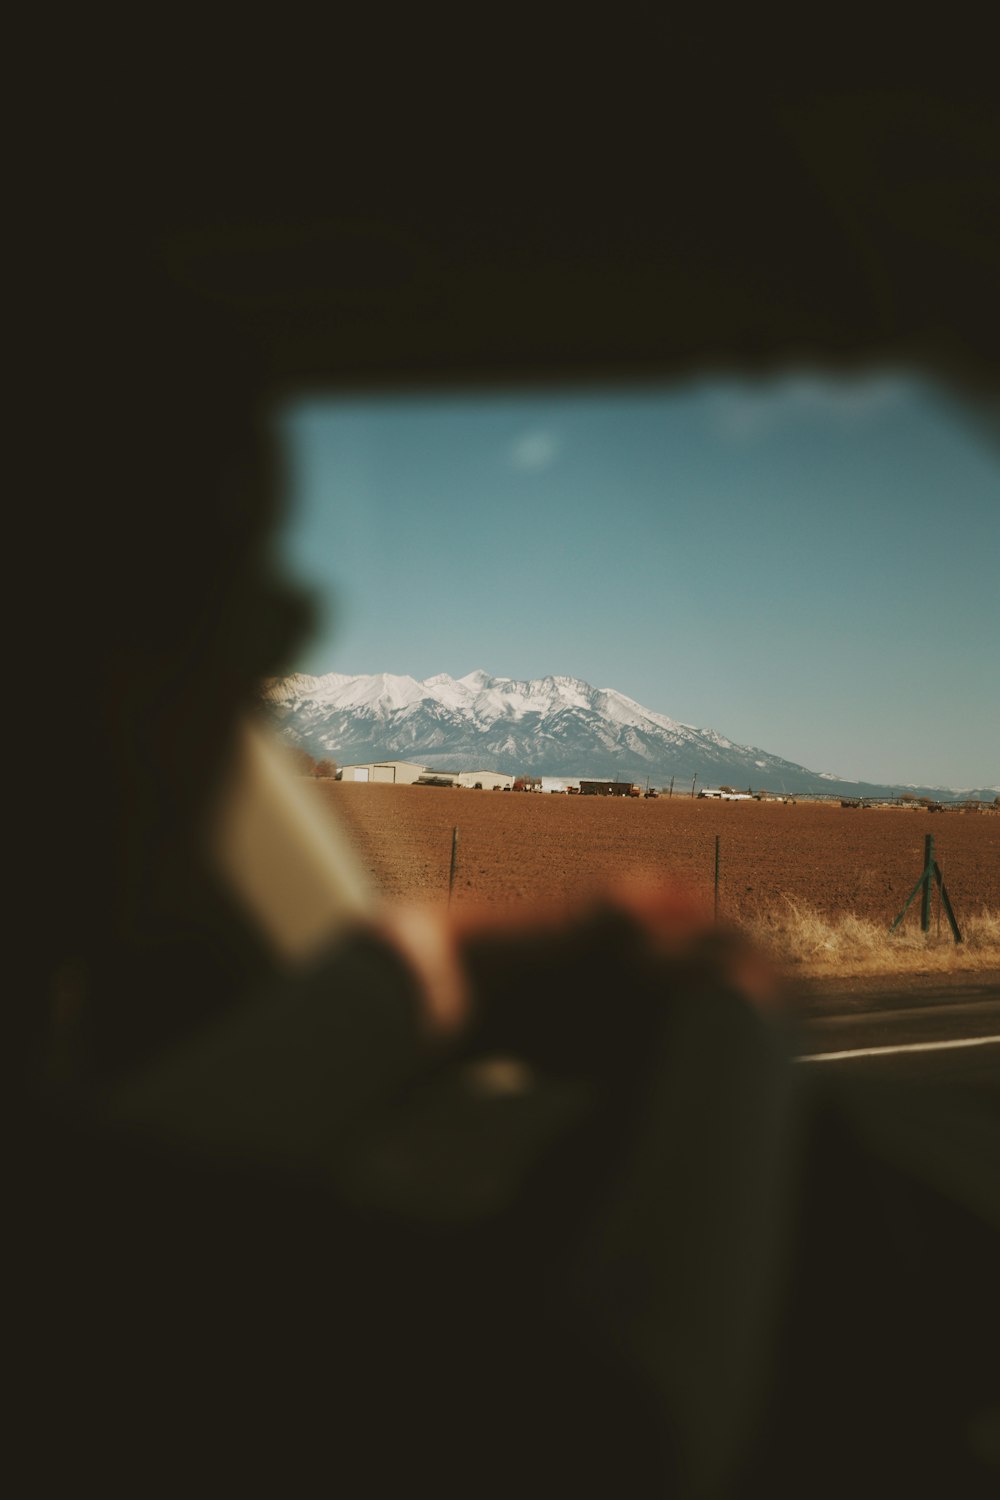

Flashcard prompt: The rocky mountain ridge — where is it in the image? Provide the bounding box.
[264,670,997,801]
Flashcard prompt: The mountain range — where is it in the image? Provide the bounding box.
[264,670,997,801]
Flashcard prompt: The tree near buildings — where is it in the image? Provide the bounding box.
[288,746,317,776]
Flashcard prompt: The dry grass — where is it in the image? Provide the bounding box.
[737,899,1000,978]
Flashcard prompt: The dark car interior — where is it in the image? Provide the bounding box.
[18,19,1000,1496]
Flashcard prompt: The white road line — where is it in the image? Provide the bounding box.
[797,1034,1000,1063]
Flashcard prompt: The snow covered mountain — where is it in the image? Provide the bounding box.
[263,669,986,799]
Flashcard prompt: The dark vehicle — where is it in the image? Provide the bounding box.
[580,781,641,797]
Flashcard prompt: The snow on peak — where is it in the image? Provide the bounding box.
[265,667,977,794]
[278,669,673,727]
[292,672,431,715]
[421,673,477,711]
[262,671,355,704]
[593,685,684,735]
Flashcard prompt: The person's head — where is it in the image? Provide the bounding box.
[24,257,311,1082]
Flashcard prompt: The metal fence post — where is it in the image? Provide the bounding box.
[714,834,720,919]
[920,833,933,933]
[448,826,459,905]
[890,832,962,942]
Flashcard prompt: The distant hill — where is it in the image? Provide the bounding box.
[264,669,997,802]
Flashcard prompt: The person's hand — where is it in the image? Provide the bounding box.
[376,903,470,1037]
[375,879,783,1042]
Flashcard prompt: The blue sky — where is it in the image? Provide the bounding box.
[278,372,999,790]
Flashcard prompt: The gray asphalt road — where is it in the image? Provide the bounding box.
[791,981,1000,1095]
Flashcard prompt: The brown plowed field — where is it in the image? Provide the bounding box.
[319,784,1000,924]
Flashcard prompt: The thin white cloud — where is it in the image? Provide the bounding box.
[509,429,561,471]
[709,373,912,441]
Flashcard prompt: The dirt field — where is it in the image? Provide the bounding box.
[319,783,1000,928]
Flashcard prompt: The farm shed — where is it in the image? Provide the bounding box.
[337,760,513,790]
[418,769,515,790]
[337,760,429,784]
[450,769,514,790]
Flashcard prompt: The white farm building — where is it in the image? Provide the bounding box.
[337,760,513,789]
[338,760,427,784]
